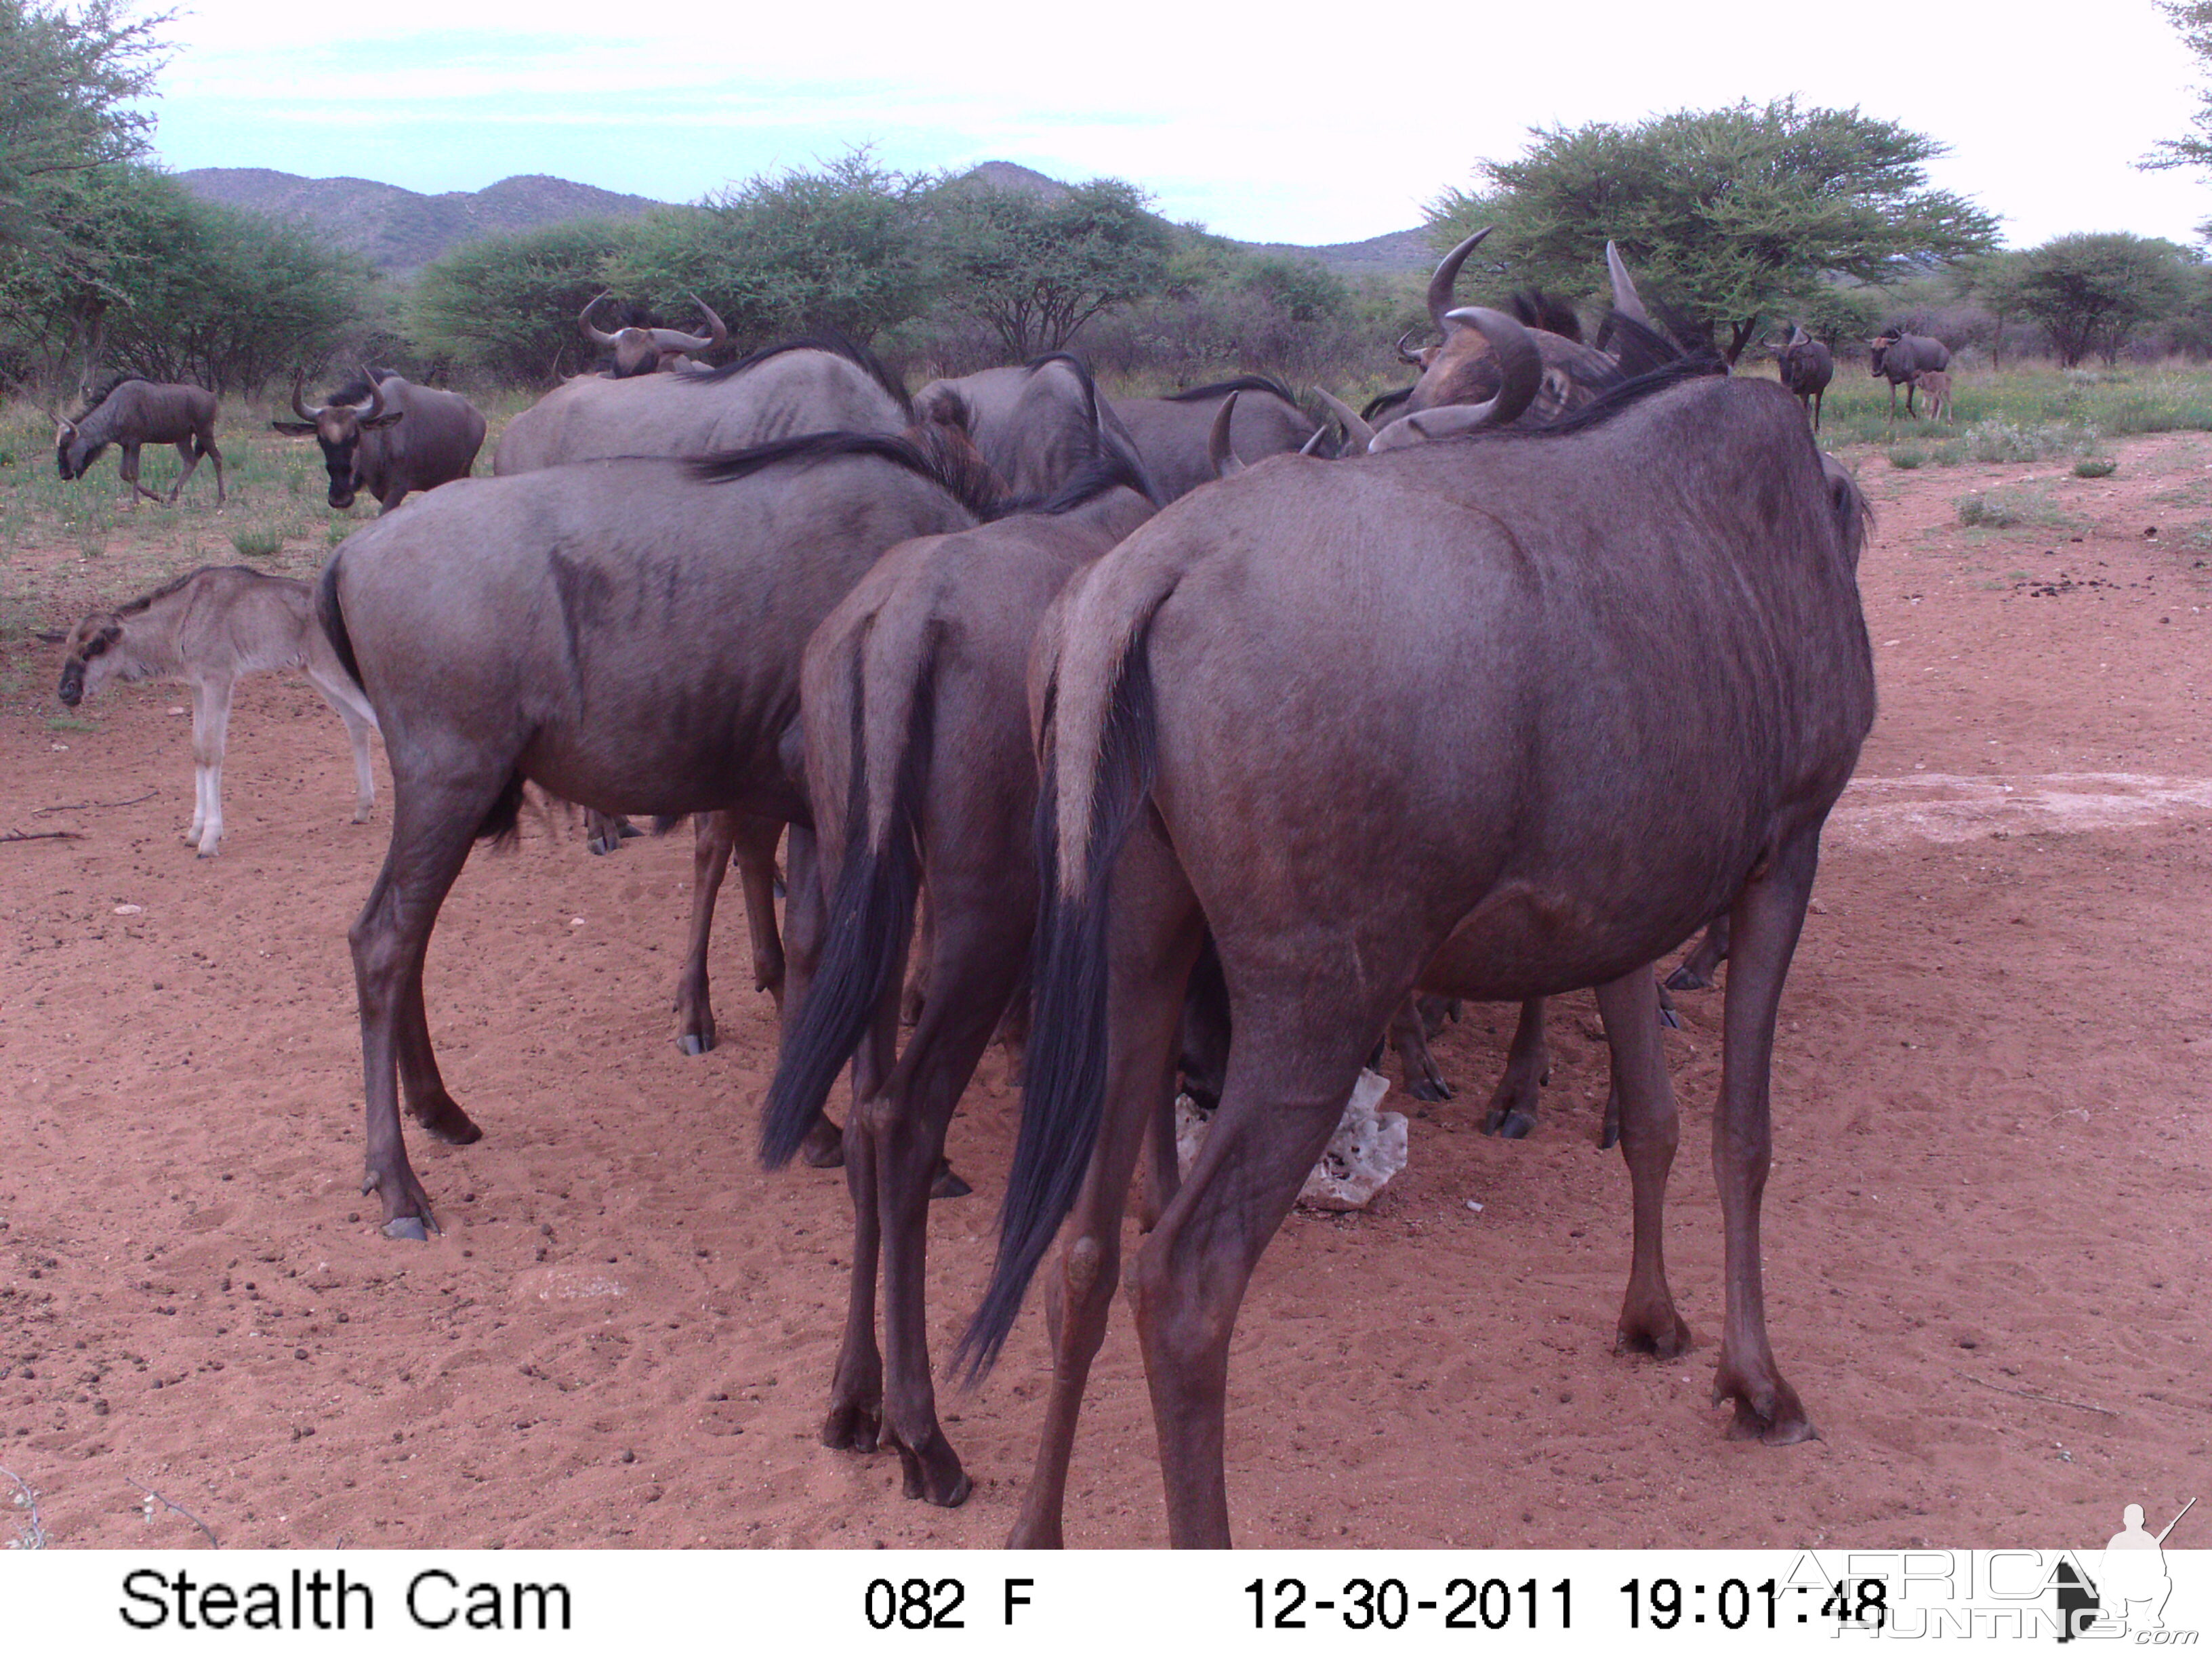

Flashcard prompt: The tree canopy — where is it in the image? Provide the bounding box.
[929,177,1174,359]
[2012,233,2193,367]
[1427,98,2001,362]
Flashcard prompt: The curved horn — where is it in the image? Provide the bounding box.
[1605,241,1651,327]
[1314,388,1376,453]
[354,367,385,420]
[289,366,321,421]
[1208,390,1245,478]
[1789,323,1809,346]
[1297,423,1330,456]
[1394,327,1429,367]
[1369,307,1542,450]
[1427,226,1494,328]
[578,291,621,346]
[687,291,727,350]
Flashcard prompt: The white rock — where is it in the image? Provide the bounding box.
[1175,1067,1408,1213]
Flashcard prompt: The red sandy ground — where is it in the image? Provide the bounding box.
[1,436,2206,1551]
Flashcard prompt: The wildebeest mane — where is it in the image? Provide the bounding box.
[69,372,150,419]
[694,331,913,419]
[1362,387,1414,423]
[115,564,260,617]
[1164,373,1300,408]
[1501,315,1727,443]
[323,368,396,407]
[689,429,1000,518]
[1509,291,1583,343]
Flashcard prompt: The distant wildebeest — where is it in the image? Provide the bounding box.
[56,567,378,856]
[317,428,1035,1240]
[1914,368,1954,424]
[270,369,487,514]
[579,289,729,378]
[493,335,910,476]
[54,375,226,507]
[959,348,1875,1548]
[757,443,1158,1505]
[1870,329,1950,419]
[914,355,1159,504]
[1113,375,1323,501]
[1771,325,1835,429]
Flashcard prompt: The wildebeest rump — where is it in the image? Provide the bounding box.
[493,335,910,476]
[964,366,1876,1547]
[56,375,226,507]
[316,436,1004,1238]
[271,369,486,513]
[756,455,1155,1507]
[1870,330,1950,419]
[913,355,1158,504]
[1115,375,1319,500]
[1772,325,1835,430]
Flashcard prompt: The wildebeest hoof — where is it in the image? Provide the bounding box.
[1407,1073,1454,1103]
[1615,1308,1693,1359]
[1713,1367,1816,1444]
[588,834,619,855]
[1663,960,1715,992]
[800,1119,845,1169]
[1483,1105,1537,1139]
[821,1403,880,1454]
[413,1094,484,1145]
[929,1164,972,1201]
[383,1216,430,1242]
[677,1032,713,1057]
[618,821,643,840]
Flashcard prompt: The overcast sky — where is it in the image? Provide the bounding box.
[152,0,2212,251]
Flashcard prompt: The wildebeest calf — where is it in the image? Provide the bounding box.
[1914,369,1954,424]
[56,567,380,855]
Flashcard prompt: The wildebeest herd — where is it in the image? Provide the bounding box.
[49,242,1952,1547]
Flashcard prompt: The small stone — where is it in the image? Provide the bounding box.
[112,903,142,916]
[1465,1200,1484,1213]
[293,1348,308,1361]
[619,1449,636,1464]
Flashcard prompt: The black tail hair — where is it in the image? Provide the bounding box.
[760,639,933,1168]
[1362,386,1414,424]
[956,641,1158,1380]
[987,444,1153,523]
[1025,351,1168,507]
[474,771,528,848]
[693,331,912,419]
[314,558,367,694]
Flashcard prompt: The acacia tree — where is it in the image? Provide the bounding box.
[1427,98,2000,363]
[2013,234,2191,366]
[411,220,635,385]
[930,177,1172,358]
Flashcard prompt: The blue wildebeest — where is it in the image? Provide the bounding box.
[56,375,226,507]
[914,355,1160,504]
[959,341,1875,1547]
[579,290,728,378]
[272,369,486,514]
[1870,329,1950,419]
[1113,375,1323,500]
[1771,325,1835,429]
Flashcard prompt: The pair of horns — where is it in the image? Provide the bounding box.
[1315,308,1544,457]
[291,366,384,422]
[1425,226,1652,330]
[579,291,728,353]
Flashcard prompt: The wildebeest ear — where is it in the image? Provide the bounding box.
[270,419,316,436]
[361,411,404,430]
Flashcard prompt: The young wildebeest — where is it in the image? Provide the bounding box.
[961,356,1875,1548]
[759,447,1157,1506]
[1915,368,1954,424]
[318,431,1023,1240]
[55,375,226,507]
[56,567,378,856]
[1771,324,1835,429]
[1870,329,1950,419]
[271,369,486,514]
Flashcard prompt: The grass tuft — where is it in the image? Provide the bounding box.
[230,524,285,558]
[1957,486,2077,529]
[1888,448,1925,470]
[2073,457,2118,478]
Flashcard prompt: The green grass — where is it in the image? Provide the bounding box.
[1887,447,1925,470]
[1816,361,2212,458]
[2074,457,2118,478]
[1956,485,2078,529]
[228,523,285,558]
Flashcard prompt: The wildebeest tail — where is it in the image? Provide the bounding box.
[956,562,1170,1379]
[759,614,934,1168]
[314,558,367,695]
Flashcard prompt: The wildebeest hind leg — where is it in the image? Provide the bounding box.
[1664,915,1731,991]
[779,825,844,1166]
[1388,996,1452,1100]
[1132,994,1382,1548]
[730,813,787,1012]
[1709,835,1820,1445]
[350,773,503,1240]
[673,811,736,1053]
[397,967,483,1147]
[1481,996,1551,1137]
[1596,970,1692,1358]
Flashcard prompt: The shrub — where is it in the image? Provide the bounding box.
[2074,457,2118,478]
[1888,447,1926,469]
[1957,487,2074,528]
[229,524,284,558]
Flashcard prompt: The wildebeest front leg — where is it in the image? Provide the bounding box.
[1387,996,1452,1101]
[1595,970,1692,1357]
[1709,836,1820,1445]
[163,438,200,505]
[1665,915,1732,991]
[187,677,234,856]
[1481,996,1551,1137]
[121,442,161,507]
[673,811,736,1054]
[779,825,844,1168]
[350,775,501,1240]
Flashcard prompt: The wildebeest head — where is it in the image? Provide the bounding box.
[55,611,126,706]
[53,415,104,480]
[580,291,729,378]
[271,369,401,510]
[1869,329,1901,378]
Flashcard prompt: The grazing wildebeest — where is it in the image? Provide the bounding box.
[914,355,1159,504]
[317,430,1030,1239]
[1870,329,1950,419]
[960,347,1875,1547]
[493,335,909,475]
[1771,325,1835,429]
[579,289,729,377]
[757,445,1157,1504]
[55,375,226,507]
[271,369,486,514]
[57,567,377,855]
[1915,368,1954,424]
[1114,375,1322,501]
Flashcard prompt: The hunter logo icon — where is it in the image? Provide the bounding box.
[2059,1496,2196,1640]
